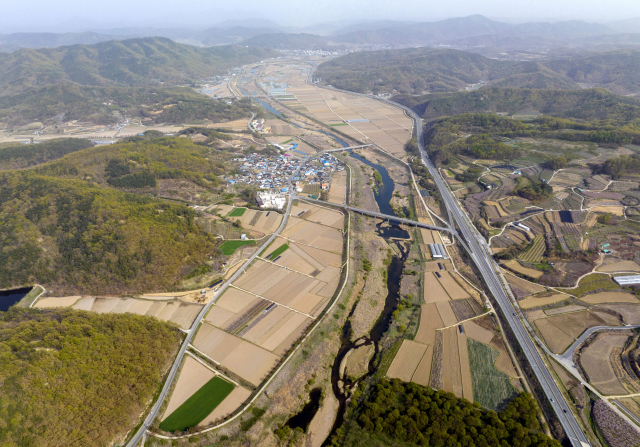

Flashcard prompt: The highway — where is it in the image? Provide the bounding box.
[296,195,455,233]
[393,102,592,447]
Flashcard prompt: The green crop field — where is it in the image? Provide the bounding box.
[229,207,247,217]
[219,240,255,255]
[467,339,518,411]
[159,376,235,432]
[266,243,289,259]
[570,273,619,297]
[283,139,293,144]
[520,236,545,263]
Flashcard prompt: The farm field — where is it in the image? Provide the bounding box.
[229,207,247,217]
[160,375,235,432]
[579,292,639,304]
[259,63,413,158]
[597,260,640,273]
[220,240,256,255]
[186,201,345,399]
[518,293,569,309]
[504,272,546,299]
[467,338,519,411]
[566,274,620,297]
[328,169,347,204]
[34,296,202,330]
[580,333,631,395]
[519,236,545,263]
[601,304,640,324]
[502,260,543,279]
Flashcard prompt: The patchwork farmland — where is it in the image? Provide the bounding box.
[160,203,346,430]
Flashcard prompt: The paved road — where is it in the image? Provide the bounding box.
[558,325,640,363]
[295,195,454,233]
[392,102,592,447]
[126,185,297,447]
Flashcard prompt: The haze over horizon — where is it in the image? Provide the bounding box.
[2,0,640,33]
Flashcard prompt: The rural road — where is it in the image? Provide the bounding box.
[556,325,640,363]
[125,182,296,447]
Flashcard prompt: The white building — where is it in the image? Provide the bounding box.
[613,275,640,286]
[256,191,286,210]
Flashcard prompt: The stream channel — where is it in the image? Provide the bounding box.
[321,151,409,443]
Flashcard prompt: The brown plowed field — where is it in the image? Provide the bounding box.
[601,304,640,324]
[222,340,280,386]
[290,241,342,268]
[205,306,237,327]
[415,304,445,345]
[438,272,470,299]
[436,302,458,327]
[92,298,120,313]
[35,296,81,308]
[546,311,605,338]
[301,205,344,229]
[580,333,629,395]
[208,334,243,364]
[273,248,318,275]
[327,170,347,204]
[535,319,574,354]
[411,346,434,387]
[423,273,450,303]
[259,312,310,351]
[442,327,464,398]
[242,306,289,344]
[194,324,228,356]
[387,340,427,382]
[519,293,568,309]
[287,243,325,271]
[545,305,587,315]
[215,288,257,313]
[580,292,639,305]
[457,330,474,400]
[463,320,494,344]
[282,219,343,252]
[490,337,519,378]
[72,297,95,310]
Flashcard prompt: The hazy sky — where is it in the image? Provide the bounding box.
[2,0,639,32]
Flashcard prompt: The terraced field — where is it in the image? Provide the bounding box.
[520,236,545,263]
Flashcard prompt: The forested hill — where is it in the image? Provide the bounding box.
[315,48,577,95]
[0,84,257,128]
[0,307,181,446]
[316,47,640,95]
[0,37,279,96]
[0,136,228,295]
[238,33,335,50]
[394,87,640,122]
[331,379,560,447]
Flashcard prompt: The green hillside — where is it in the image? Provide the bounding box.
[317,47,640,96]
[0,138,94,170]
[0,307,181,447]
[315,48,574,94]
[395,87,640,122]
[0,136,237,294]
[0,84,257,128]
[35,136,231,188]
[0,37,278,96]
[541,49,640,95]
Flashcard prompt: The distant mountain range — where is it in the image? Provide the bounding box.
[0,37,278,96]
[315,47,640,95]
[3,15,640,53]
